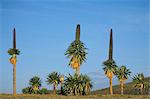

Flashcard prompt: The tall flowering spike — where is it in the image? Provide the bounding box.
[109,28,113,60]
[13,28,16,49]
[75,24,80,41]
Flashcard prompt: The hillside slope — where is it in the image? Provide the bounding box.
[91,77,150,95]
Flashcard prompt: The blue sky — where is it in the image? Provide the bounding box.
[0,0,149,93]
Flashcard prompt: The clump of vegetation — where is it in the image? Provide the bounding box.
[22,76,42,94]
[29,76,42,94]
[62,74,92,96]
[22,86,32,94]
[39,88,50,94]
[22,72,92,96]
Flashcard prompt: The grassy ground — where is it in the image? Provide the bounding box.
[0,94,150,99]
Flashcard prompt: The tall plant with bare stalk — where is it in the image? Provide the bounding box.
[8,28,20,96]
[65,24,87,76]
[102,29,117,95]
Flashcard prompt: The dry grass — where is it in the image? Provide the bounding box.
[0,94,150,99]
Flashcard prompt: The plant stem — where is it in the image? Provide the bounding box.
[53,83,56,94]
[140,84,143,95]
[109,77,113,95]
[13,64,16,96]
[120,81,124,95]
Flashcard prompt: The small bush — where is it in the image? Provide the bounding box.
[39,88,49,94]
[22,87,32,94]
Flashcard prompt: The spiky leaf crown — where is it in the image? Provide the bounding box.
[8,48,20,55]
